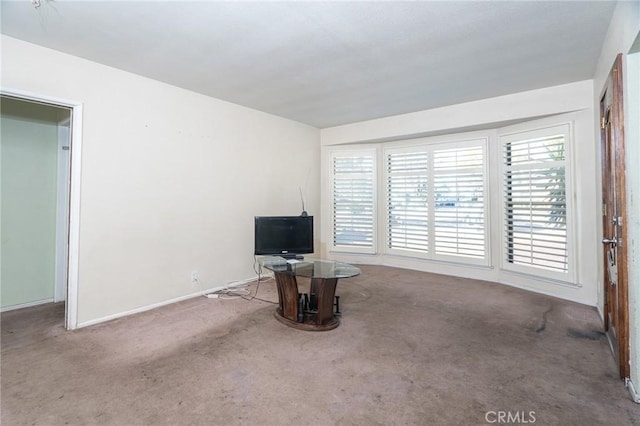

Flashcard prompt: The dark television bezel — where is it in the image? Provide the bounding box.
[254,215,314,257]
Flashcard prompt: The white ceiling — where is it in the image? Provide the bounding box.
[0,0,616,128]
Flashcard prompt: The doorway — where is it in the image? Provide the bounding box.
[600,53,630,379]
[0,90,82,330]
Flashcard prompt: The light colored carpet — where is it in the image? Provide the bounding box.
[2,265,639,425]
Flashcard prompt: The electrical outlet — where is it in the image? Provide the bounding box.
[191,270,199,283]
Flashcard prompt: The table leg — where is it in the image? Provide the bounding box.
[274,272,299,322]
[310,277,338,325]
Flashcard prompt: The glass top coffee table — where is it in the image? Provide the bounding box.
[262,258,360,331]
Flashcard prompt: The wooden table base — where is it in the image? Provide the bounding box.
[273,271,341,331]
[274,309,340,331]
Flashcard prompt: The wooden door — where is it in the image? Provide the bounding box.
[600,54,629,379]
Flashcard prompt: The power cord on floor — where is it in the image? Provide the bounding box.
[203,258,278,304]
[243,255,278,304]
[204,279,277,304]
[204,285,251,299]
[240,275,277,304]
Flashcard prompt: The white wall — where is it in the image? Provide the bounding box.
[0,35,320,326]
[321,80,592,145]
[320,81,598,306]
[591,0,640,397]
[627,50,640,402]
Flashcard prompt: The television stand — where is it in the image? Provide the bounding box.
[262,258,360,331]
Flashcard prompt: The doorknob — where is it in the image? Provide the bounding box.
[602,237,617,245]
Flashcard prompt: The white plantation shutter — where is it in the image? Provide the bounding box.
[502,126,570,278]
[385,139,488,264]
[386,150,429,253]
[331,151,376,252]
[324,119,576,285]
[433,145,485,259]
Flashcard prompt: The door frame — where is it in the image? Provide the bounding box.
[54,119,71,303]
[599,54,630,379]
[1,88,83,330]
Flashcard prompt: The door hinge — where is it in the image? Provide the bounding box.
[603,203,607,216]
[601,117,606,129]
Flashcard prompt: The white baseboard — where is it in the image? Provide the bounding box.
[596,304,605,322]
[0,298,55,313]
[626,378,640,403]
[76,276,259,329]
[326,253,596,306]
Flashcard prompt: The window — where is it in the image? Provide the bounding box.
[433,144,485,259]
[501,124,572,280]
[385,139,487,263]
[386,149,429,253]
[324,117,580,289]
[330,150,376,253]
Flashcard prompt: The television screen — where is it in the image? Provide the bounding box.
[254,216,314,257]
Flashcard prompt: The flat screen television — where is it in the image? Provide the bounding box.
[254,215,314,258]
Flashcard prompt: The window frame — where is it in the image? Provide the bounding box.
[383,138,490,266]
[384,145,430,258]
[329,148,378,255]
[431,140,489,264]
[498,123,576,283]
